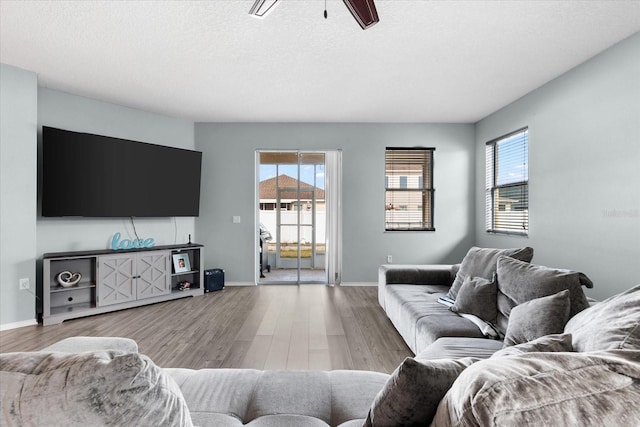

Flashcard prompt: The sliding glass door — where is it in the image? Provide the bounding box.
[257,150,341,285]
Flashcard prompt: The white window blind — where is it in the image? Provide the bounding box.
[385,148,435,231]
[486,128,529,235]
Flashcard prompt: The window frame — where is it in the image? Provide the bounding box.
[385,147,435,232]
[485,127,529,236]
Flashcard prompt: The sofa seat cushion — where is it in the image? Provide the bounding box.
[384,285,483,354]
[378,264,456,310]
[414,312,485,354]
[433,350,640,426]
[183,413,354,427]
[415,337,504,361]
[246,414,338,426]
[164,368,389,427]
[386,284,451,297]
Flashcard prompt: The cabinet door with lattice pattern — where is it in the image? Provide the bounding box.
[136,251,171,299]
[98,254,136,306]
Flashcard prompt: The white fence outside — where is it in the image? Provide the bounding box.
[259,210,326,244]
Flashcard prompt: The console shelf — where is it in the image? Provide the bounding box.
[50,282,96,293]
[172,270,199,277]
[41,244,204,325]
[50,302,95,316]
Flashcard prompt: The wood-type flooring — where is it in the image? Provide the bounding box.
[0,285,412,374]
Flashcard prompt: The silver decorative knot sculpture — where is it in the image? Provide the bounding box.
[57,271,82,287]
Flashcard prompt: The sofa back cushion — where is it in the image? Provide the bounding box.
[495,256,591,337]
[447,246,534,300]
[0,351,192,427]
[564,284,640,352]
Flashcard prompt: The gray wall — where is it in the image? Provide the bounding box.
[37,88,196,257]
[1,33,636,328]
[195,123,476,284]
[475,33,640,300]
[0,64,38,327]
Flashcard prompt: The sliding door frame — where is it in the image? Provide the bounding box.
[255,149,341,285]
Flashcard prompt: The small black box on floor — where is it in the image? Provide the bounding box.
[204,268,224,292]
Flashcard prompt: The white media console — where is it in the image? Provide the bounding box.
[41,244,204,325]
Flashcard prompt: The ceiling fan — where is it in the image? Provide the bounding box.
[249,0,379,30]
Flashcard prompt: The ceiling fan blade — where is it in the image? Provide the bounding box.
[343,0,379,29]
[249,0,280,18]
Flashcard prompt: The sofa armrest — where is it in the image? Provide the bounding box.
[40,336,139,354]
[378,264,458,310]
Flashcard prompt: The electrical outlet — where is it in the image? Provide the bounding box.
[386,255,393,263]
[19,278,30,290]
[233,216,241,224]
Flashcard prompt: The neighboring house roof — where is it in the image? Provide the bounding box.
[260,174,325,201]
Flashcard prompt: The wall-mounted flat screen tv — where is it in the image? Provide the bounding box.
[42,126,202,217]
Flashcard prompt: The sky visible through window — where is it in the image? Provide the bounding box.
[260,164,325,189]
[497,131,528,186]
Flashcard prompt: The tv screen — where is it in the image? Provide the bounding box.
[42,126,202,217]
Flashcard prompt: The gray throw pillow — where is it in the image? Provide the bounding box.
[564,284,640,352]
[450,275,498,324]
[0,351,193,426]
[495,256,591,336]
[492,333,573,357]
[447,246,534,300]
[503,290,571,347]
[364,357,477,427]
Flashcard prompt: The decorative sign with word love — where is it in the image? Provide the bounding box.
[111,232,156,250]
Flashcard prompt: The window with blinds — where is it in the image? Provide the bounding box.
[385,147,435,231]
[486,128,529,235]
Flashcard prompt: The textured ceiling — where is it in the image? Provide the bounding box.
[1,1,639,123]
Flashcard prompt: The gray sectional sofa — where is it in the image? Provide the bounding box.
[378,246,593,356]
[1,248,639,426]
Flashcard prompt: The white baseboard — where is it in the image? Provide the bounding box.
[0,319,38,331]
[224,282,378,286]
[339,282,377,287]
[224,282,377,287]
